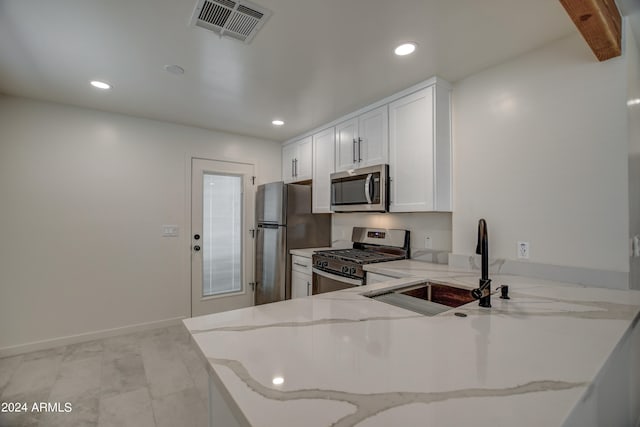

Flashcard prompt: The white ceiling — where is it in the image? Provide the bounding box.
[0,0,582,141]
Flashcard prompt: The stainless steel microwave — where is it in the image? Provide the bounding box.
[330,164,389,212]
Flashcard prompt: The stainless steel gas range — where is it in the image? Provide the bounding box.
[312,227,410,294]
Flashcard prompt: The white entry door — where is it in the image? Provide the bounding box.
[191,158,255,317]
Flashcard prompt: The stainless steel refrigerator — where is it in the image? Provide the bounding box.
[255,182,331,305]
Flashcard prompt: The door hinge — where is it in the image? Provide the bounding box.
[251,176,256,185]
[249,282,256,291]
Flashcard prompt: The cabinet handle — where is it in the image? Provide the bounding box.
[291,159,294,178]
[293,262,308,268]
[307,281,311,296]
[294,158,298,177]
[353,139,357,163]
[358,137,362,162]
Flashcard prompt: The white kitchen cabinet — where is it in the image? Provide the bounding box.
[291,270,312,298]
[335,105,388,172]
[312,127,335,213]
[291,254,312,298]
[282,143,296,182]
[282,136,312,183]
[388,83,451,212]
[335,118,358,171]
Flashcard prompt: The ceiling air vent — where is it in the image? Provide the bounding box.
[191,0,272,44]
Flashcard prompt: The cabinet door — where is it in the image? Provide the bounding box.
[358,106,388,167]
[389,87,435,212]
[312,127,335,213]
[282,143,297,183]
[335,118,358,172]
[291,271,311,298]
[295,136,313,181]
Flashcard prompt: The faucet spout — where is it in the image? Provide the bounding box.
[472,218,491,307]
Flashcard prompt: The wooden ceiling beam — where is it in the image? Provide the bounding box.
[558,0,622,61]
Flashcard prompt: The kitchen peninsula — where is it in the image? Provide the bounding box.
[183,262,640,427]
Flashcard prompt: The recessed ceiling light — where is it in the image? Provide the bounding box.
[90,80,112,90]
[394,42,417,56]
[272,120,285,126]
[272,376,284,385]
[627,98,640,106]
[164,65,185,75]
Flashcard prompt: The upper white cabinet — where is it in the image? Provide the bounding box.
[388,83,451,212]
[282,77,452,213]
[282,136,312,183]
[335,106,388,172]
[312,127,335,213]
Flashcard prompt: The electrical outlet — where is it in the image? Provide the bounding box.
[424,236,432,249]
[517,241,529,259]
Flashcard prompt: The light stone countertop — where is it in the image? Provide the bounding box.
[183,261,640,427]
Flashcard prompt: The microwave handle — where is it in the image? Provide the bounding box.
[364,174,373,204]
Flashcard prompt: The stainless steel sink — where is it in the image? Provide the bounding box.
[367,281,474,316]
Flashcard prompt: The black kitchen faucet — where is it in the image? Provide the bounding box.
[471,218,492,307]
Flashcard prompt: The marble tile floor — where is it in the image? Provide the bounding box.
[0,326,209,427]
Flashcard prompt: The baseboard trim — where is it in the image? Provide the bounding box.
[0,316,186,358]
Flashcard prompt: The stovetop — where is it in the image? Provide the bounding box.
[311,227,409,280]
[314,248,405,265]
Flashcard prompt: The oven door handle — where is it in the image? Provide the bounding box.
[364,174,373,204]
[312,268,363,286]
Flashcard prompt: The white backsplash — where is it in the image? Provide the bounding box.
[332,212,452,263]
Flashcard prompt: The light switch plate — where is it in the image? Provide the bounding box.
[162,225,179,237]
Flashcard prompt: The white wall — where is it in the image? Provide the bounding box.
[452,33,630,275]
[627,22,640,290]
[0,96,281,352]
[332,213,452,262]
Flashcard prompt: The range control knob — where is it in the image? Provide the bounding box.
[341,266,349,273]
[322,261,328,268]
[350,267,357,275]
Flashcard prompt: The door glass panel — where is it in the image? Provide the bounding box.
[202,173,242,297]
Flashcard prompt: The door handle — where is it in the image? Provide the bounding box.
[193,245,201,252]
[307,281,311,296]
